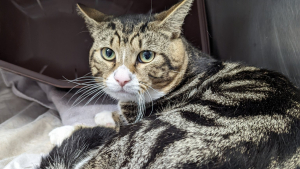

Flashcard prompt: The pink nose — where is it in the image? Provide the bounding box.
[114,71,131,87]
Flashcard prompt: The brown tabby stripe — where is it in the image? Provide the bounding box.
[180,110,218,126]
[110,37,114,46]
[107,22,116,30]
[142,124,186,168]
[138,39,142,48]
[139,22,148,33]
[129,33,139,45]
[90,50,96,62]
[114,31,121,45]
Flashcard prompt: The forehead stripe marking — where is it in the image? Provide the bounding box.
[123,37,128,44]
[110,37,114,46]
[90,50,96,62]
[130,33,140,45]
[114,31,121,46]
[140,22,149,33]
[161,53,179,70]
[107,22,116,30]
[139,39,142,49]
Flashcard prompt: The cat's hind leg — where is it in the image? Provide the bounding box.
[49,125,77,146]
[40,126,117,169]
[49,111,120,146]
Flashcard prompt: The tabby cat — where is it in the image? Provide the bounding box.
[38,0,300,168]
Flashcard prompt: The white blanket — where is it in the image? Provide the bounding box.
[0,69,118,169]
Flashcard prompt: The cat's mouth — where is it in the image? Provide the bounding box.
[105,89,137,101]
[117,89,133,94]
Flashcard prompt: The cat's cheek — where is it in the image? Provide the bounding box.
[91,67,98,76]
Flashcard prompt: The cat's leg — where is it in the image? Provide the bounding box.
[49,111,124,146]
[94,111,118,127]
[94,111,126,132]
[49,125,78,146]
[40,126,117,169]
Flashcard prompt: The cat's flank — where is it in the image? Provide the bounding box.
[38,0,300,168]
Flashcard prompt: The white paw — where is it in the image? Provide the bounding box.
[49,125,75,146]
[94,111,116,127]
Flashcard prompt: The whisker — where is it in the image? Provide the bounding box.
[94,91,108,105]
[139,82,161,94]
[135,92,146,123]
[144,89,154,116]
[61,84,81,99]
[67,84,100,104]
[100,93,109,105]
[84,89,106,107]
[70,87,101,108]
[71,85,103,106]
[64,78,100,84]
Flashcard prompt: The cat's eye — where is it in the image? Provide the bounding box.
[138,50,155,63]
[101,47,116,61]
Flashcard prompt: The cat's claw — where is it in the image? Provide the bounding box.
[94,111,116,128]
[49,125,75,146]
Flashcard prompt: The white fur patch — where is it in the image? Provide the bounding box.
[94,111,116,127]
[49,125,75,146]
[105,65,140,101]
[105,65,165,103]
[122,50,126,63]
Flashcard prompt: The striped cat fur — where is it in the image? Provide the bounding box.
[38,0,300,168]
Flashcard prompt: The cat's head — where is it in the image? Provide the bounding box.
[77,0,193,103]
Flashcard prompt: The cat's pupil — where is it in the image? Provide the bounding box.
[143,51,151,60]
[106,49,113,57]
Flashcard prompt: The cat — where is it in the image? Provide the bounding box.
[38,0,300,168]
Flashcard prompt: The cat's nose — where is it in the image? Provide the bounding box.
[114,71,131,87]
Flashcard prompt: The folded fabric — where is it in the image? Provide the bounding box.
[0,69,117,169]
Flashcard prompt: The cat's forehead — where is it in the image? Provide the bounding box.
[93,15,170,51]
[111,14,153,34]
[92,15,153,46]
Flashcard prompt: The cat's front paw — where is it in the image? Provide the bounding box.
[94,111,116,128]
[49,125,75,146]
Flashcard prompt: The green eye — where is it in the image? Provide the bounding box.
[101,47,116,61]
[138,50,155,63]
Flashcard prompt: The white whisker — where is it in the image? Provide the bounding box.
[67,84,100,104]
[139,82,160,94]
[144,89,154,116]
[70,87,101,108]
[135,92,146,123]
[84,89,106,107]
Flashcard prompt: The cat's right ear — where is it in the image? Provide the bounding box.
[154,0,194,38]
[76,4,111,30]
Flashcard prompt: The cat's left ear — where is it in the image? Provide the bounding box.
[154,0,194,38]
[76,4,112,31]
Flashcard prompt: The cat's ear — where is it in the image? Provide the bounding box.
[154,0,193,37]
[76,4,111,29]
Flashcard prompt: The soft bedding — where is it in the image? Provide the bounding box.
[0,69,117,169]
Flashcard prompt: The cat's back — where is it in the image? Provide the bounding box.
[82,61,300,168]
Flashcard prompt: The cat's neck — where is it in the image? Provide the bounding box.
[163,37,216,96]
[181,37,216,78]
[142,38,217,115]
[120,38,218,123]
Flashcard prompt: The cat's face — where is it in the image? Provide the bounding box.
[77,0,193,103]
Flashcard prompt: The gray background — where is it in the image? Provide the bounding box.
[205,0,300,87]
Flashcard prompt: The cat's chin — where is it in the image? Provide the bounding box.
[105,90,138,102]
[105,89,165,103]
